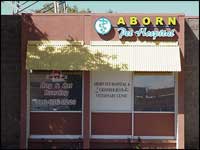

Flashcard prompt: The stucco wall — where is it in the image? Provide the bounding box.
[1,15,199,149]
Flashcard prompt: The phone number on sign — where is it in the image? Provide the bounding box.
[32,99,77,105]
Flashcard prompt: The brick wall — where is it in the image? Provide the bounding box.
[1,15,21,149]
[184,18,199,149]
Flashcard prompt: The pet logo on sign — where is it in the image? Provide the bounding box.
[94,17,112,35]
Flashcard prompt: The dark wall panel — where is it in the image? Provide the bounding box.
[1,15,21,149]
[30,113,82,135]
[184,18,199,149]
[91,113,132,135]
[134,113,174,136]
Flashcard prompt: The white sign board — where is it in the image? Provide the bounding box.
[91,71,132,112]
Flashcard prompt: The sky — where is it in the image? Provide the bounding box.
[134,76,174,89]
[1,1,199,16]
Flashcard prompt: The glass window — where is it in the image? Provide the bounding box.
[91,71,132,112]
[134,74,175,112]
[30,71,82,111]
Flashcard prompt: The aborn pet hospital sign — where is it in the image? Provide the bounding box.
[94,16,177,40]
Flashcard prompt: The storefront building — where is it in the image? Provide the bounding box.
[20,13,185,149]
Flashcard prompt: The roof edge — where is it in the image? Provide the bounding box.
[21,13,185,17]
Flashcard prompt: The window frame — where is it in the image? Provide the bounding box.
[27,70,84,140]
[132,72,177,140]
[89,71,177,139]
[90,71,133,139]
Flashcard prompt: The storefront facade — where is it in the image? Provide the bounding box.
[20,13,185,149]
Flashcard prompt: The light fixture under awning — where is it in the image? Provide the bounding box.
[26,41,181,72]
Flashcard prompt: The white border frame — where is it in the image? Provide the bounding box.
[91,111,131,113]
[30,111,82,113]
[81,72,84,138]
[132,72,134,138]
[89,72,92,137]
[28,71,84,140]
[175,73,178,149]
[91,135,175,140]
[91,135,132,139]
[134,111,174,113]
[30,135,82,139]
[133,136,175,140]
[26,71,30,148]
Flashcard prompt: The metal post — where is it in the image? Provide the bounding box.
[53,1,57,13]
[63,2,66,13]
[56,1,59,13]
[16,1,20,14]
[12,1,15,14]
[65,1,67,13]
